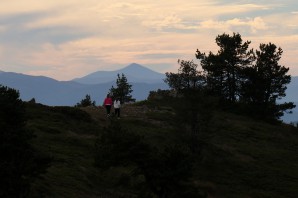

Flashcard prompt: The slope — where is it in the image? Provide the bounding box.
[25,102,298,198]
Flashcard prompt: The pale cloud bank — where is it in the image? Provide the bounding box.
[0,0,298,80]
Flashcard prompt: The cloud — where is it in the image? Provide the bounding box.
[0,25,6,32]
[0,0,298,80]
[200,17,268,34]
[141,14,200,32]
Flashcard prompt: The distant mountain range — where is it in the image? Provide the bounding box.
[0,63,297,123]
[281,76,298,124]
[0,63,168,106]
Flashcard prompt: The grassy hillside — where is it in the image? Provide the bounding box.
[25,102,298,198]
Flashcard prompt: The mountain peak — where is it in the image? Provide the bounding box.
[119,63,158,74]
[73,63,165,84]
[128,63,142,67]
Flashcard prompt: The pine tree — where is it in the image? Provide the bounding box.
[241,43,295,120]
[196,32,254,102]
[164,60,205,92]
[75,94,96,107]
[109,73,134,104]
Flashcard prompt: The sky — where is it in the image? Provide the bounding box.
[0,0,298,81]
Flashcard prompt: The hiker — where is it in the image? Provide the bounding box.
[114,98,121,118]
[103,94,113,117]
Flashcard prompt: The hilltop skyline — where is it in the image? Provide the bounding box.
[1,0,298,80]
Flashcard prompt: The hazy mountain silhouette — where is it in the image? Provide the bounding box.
[284,76,298,103]
[0,64,168,106]
[73,63,165,84]
[281,76,298,124]
[0,65,297,123]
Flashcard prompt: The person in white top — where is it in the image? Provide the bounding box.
[114,98,121,118]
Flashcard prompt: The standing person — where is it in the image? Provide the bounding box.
[114,98,121,119]
[103,94,113,117]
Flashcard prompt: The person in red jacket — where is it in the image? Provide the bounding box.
[103,94,113,117]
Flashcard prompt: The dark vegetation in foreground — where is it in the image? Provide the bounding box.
[6,97,298,198]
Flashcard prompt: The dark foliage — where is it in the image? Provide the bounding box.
[196,32,254,102]
[0,85,51,198]
[110,73,135,104]
[147,89,175,101]
[164,60,205,92]
[195,32,294,121]
[94,121,205,198]
[240,43,295,120]
[164,59,217,153]
[75,94,96,107]
[53,106,93,122]
[94,121,150,169]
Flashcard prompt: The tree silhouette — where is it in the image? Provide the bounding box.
[241,43,295,120]
[164,60,214,152]
[164,60,205,92]
[109,73,134,104]
[196,32,294,121]
[0,85,50,198]
[196,32,254,102]
[75,94,95,107]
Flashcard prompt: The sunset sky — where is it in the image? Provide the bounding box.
[1,0,298,80]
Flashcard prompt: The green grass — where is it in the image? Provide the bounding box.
[25,102,298,198]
